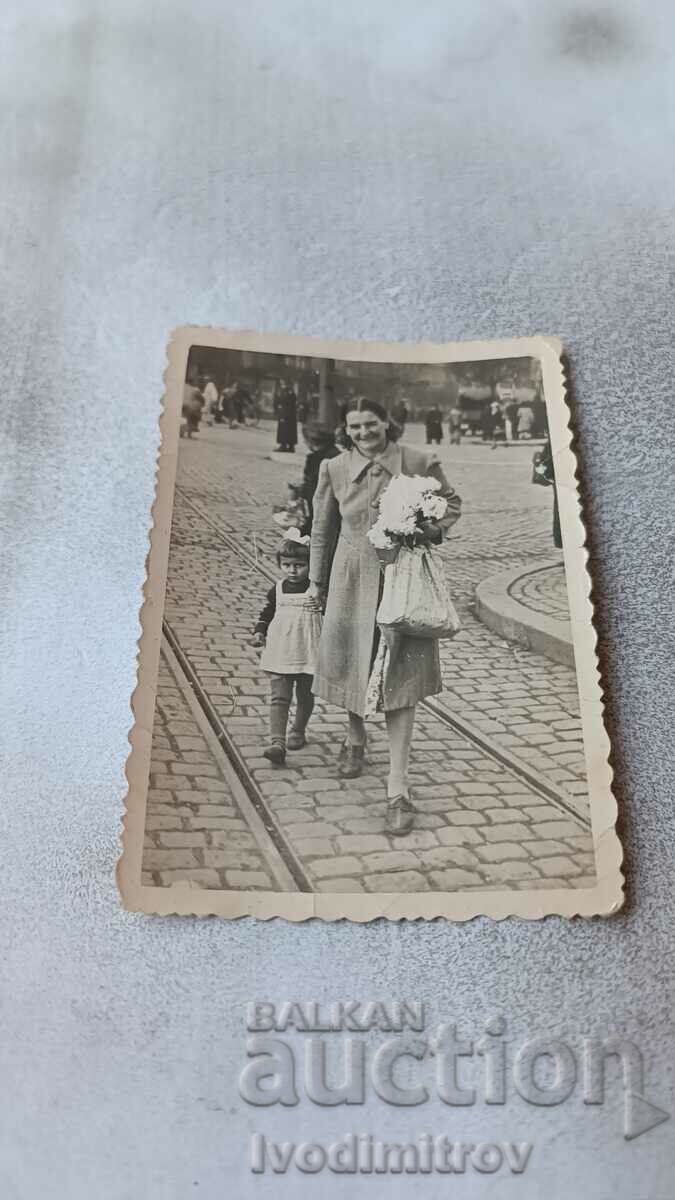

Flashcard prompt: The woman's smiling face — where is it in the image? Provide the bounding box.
[346,409,388,456]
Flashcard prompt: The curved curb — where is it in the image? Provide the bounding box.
[475,560,574,669]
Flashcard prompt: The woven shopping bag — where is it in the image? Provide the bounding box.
[376,545,461,639]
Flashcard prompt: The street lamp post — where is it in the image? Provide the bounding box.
[317,358,337,429]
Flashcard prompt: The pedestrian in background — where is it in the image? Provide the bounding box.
[518,403,534,439]
[504,398,519,441]
[425,404,443,445]
[275,381,298,452]
[392,398,409,432]
[181,377,204,439]
[448,402,462,445]
[203,375,219,426]
[481,401,495,443]
[532,438,562,549]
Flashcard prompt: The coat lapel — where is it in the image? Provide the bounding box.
[348,440,402,483]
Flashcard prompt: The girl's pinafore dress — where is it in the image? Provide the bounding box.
[260,581,322,676]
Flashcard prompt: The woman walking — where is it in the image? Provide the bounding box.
[308,398,461,834]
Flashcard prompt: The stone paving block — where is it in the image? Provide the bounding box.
[531,820,586,839]
[564,834,596,851]
[416,846,481,870]
[436,826,482,847]
[316,805,369,823]
[192,817,248,832]
[150,773,182,790]
[523,840,569,857]
[341,818,388,835]
[539,856,582,877]
[475,842,528,863]
[225,870,273,889]
[145,815,185,831]
[360,851,420,873]
[293,839,335,858]
[202,850,266,870]
[208,827,258,846]
[430,868,484,889]
[158,832,207,848]
[286,822,342,840]
[447,811,486,826]
[387,830,439,851]
[522,805,564,822]
[296,778,341,793]
[309,856,363,879]
[277,808,320,826]
[258,780,296,798]
[484,808,528,823]
[414,814,445,831]
[143,849,198,870]
[194,777,229,791]
[336,834,390,854]
[170,761,220,777]
[158,869,222,888]
[483,823,534,843]
[364,871,429,893]
[414,796,462,814]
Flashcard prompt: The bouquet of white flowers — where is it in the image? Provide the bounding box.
[367,474,448,552]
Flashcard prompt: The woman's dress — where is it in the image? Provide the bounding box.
[309,441,461,717]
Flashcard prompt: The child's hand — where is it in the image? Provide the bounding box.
[287,482,300,497]
[251,632,265,648]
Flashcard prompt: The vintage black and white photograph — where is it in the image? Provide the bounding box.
[120,330,621,920]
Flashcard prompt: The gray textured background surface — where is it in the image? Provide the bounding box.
[2,1,674,1196]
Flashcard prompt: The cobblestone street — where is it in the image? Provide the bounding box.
[142,421,597,895]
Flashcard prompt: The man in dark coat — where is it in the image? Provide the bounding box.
[275,383,298,452]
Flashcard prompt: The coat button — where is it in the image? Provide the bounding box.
[371,464,383,476]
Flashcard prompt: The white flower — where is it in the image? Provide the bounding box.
[367,519,394,550]
[420,494,447,521]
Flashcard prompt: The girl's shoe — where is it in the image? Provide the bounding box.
[385,794,416,836]
[337,741,366,779]
[286,730,306,751]
[263,742,286,765]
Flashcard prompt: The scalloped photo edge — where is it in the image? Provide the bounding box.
[117,329,623,920]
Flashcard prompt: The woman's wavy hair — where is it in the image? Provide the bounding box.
[339,396,401,449]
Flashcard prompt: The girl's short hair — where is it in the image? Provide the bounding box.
[339,396,401,449]
[276,537,310,565]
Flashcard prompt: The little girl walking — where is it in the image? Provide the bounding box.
[252,529,322,765]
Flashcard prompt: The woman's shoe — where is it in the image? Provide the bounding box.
[286,729,306,751]
[385,794,416,836]
[338,741,365,779]
[263,742,286,765]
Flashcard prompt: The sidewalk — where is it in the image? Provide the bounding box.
[476,561,575,669]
